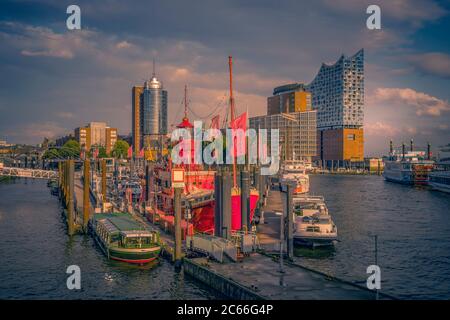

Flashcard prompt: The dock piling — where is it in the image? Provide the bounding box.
[174,186,183,266]
[83,160,90,232]
[214,170,223,237]
[101,159,107,204]
[67,159,75,236]
[240,169,249,231]
[283,183,294,259]
[222,170,232,239]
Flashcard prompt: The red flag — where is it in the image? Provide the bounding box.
[230,112,247,157]
[139,148,144,158]
[230,112,247,131]
[127,146,133,159]
[210,115,220,129]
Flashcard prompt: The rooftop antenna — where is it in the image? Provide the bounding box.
[152,58,156,77]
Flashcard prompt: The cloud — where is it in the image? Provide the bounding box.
[370,87,450,116]
[365,121,400,137]
[116,41,132,49]
[407,52,450,79]
[4,122,67,142]
[321,0,447,24]
[57,112,75,119]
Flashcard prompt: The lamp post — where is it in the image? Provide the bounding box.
[275,211,285,274]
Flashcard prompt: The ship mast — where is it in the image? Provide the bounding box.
[184,84,188,120]
[229,56,237,188]
[184,84,190,194]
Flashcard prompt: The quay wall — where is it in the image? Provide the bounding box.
[183,258,265,300]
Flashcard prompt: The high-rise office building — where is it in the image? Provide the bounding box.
[249,111,317,163]
[268,84,312,115]
[272,49,364,165]
[132,85,144,154]
[132,72,168,155]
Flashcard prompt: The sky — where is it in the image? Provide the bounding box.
[0,0,449,156]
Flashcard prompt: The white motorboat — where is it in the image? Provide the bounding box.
[293,203,338,247]
[279,160,310,194]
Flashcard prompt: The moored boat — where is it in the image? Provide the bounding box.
[293,203,338,247]
[279,160,310,194]
[428,144,450,194]
[90,212,161,264]
[383,141,434,185]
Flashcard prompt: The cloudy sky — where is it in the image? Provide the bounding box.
[0,0,449,156]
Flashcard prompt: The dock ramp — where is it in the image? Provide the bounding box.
[187,234,237,262]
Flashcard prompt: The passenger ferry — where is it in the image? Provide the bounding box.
[429,145,450,194]
[383,150,434,185]
[90,212,161,264]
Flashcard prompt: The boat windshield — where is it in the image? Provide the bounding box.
[121,235,154,248]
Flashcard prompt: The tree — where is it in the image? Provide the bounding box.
[112,140,129,159]
[43,148,60,159]
[97,146,108,158]
[59,140,80,158]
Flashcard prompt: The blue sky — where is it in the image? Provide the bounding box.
[0,0,449,156]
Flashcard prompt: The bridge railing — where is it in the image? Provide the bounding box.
[0,167,58,179]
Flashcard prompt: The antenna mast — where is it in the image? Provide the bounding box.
[184,84,188,119]
[228,56,235,122]
[228,56,237,188]
[152,58,156,77]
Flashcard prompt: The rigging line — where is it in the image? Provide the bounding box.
[186,94,228,120]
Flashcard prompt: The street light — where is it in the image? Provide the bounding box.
[274,211,285,274]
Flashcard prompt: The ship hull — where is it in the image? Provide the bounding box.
[294,235,337,247]
[190,189,259,233]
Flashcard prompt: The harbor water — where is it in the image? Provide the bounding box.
[297,174,450,300]
[1,175,449,299]
[0,179,218,299]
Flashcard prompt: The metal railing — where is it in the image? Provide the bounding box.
[0,167,58,179]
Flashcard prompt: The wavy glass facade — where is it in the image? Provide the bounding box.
[306,49,364,130]
[269,50,364,164]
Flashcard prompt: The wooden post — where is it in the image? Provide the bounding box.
[222,170,232,240]
[58,162,62,198]
[285,183,294,259]
[101,159,107,204]
[174,186,182,265]
[83,160,90,232]
[67,159,75,236]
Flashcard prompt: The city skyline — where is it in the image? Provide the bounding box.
[0,0,449,156]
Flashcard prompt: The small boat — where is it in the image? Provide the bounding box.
[90,212,161,264]
[293,203,337,247]
[279,160,310,194]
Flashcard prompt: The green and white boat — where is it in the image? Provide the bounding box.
[90,213,161,264]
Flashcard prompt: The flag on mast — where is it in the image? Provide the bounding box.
[230,112,247,157]
[210,115,220,129]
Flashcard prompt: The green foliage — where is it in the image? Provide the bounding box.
[112,140,129,159]
[59,140,80,158]
[42,148,60,159]
[98,146,108,158]
[43,140,80,159]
